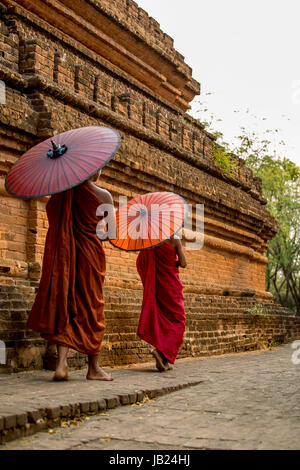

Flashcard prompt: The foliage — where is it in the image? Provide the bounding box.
[212,143,239,179]
[245,302,272,316]
[194,97,300,315]
[268,340,280,349]
[235,127,300,315]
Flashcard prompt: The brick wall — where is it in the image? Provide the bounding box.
[0,0,298,372]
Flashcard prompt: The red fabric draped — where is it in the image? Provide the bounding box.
[136,242,185,364]
[27,181,106,355]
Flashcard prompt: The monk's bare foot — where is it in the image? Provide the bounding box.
[53,364,68,381]
[160,352,173,371]
[86,366,113,381]
[53,346,69,381]
[151,349,167,372]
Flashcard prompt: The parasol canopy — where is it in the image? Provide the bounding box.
[109,191,188,251]
[5,126,121,199]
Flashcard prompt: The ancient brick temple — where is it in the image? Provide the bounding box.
[0,0,299,372]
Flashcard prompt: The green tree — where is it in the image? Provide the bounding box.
[194,100,300,314]
[234,128,300,315]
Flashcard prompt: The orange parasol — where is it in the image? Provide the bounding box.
[109,191,188,251]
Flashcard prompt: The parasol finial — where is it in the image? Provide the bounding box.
[139,208,147,217]
[47,140,68,159]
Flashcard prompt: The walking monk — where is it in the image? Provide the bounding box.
[136,237,187,372]
[27,171,114,381]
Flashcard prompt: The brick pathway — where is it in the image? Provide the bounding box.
[1,343,300,449]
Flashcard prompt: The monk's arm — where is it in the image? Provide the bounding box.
[88,181,116,241]
[174,238,187,268]
[87,181,114,205]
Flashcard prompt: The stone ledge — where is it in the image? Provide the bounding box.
[0,378,202,444]
[3,0,198,109]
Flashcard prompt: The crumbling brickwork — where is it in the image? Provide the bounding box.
[0,0,298,372]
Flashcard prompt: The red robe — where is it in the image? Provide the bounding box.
[136,242,185,364]
[27,181,106,355]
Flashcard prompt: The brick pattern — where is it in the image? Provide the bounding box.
[8,0,200,109]
[0,18,18,71]
[0,0,298,372]
[0,283,298,372]
[0,7,268,197]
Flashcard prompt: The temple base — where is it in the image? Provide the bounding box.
[1,283,299,373]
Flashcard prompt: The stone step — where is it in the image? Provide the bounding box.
[104,307,142,314]
[104,296,142,303]
[0,311,28,321]
[0,319,28,330]
[0,300,32,310]
[195,306,252,312]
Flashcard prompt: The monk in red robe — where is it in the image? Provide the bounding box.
[27,172,114,381]
[136,237,187,372]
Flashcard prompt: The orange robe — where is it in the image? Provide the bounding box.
[27,181,106,355]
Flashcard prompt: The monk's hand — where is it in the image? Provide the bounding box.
[96,219,108,241]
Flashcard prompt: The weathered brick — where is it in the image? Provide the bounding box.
[80,402,90,414]
[89,401,98,413]
[27,410,42,424]
[97,399,107,411]
[60,405,71,418]
[118,394,130,405]
[16,413,28,427]
[4,414,16,429]
[105,396,120,409]
[128,393,137,404]
[46,407,61,419]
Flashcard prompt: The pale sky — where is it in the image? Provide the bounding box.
[136,0,300,167]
